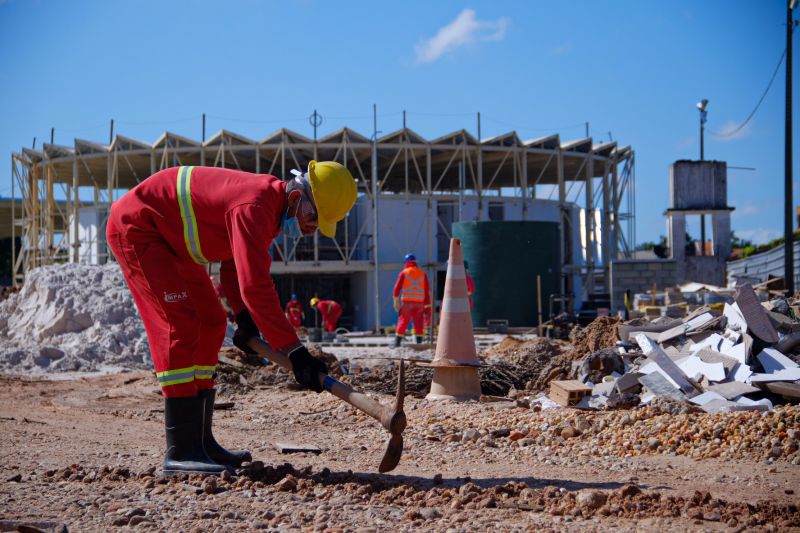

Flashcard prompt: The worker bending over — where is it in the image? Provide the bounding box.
[107,161,356,476]
[310,297,342,333]
[392,253,430,347]
[284,293,305,330]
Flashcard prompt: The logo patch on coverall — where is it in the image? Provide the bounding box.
[163,291,189,303]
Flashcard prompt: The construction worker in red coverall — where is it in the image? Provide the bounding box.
[392,253,430,347]
[106,161,356,476]
[284,294,305,330]
[309,297,342,333]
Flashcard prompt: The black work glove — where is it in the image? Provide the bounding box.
[233,309,259,355]
[288,346,327,393]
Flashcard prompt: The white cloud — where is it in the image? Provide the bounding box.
[736,228,781,245]
[711,119,751,141]
[415,9,509,64]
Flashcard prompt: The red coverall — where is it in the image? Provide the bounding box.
[315,300,342,333]
[285,298,304,329]
[106,166,299,398]
[393,261,430,336]
[466,270,475,310]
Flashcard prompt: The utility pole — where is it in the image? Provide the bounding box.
[697,98,709,256]
[372,104,381,332]
[786,0,797,294]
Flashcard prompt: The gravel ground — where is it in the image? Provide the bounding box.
[1,369,798,532]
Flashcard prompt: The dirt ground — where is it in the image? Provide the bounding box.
[1,368,799,532]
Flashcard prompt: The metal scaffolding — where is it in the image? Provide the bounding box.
[9,116,635,310]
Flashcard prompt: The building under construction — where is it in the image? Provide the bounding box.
[8,118,635,330]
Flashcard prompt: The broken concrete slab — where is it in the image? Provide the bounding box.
[678,355,726,382]
[763,381,800,399]
[638,372,685,402]
[756,348,799,373]
[749,368,800,382]
[689,391,727,406]
[614,372,643,394]
[617,319,682,342]
[689,333,724,353]
[656,312,715,343]
[707,380,759,400]
[592,379,616,396]
[722,342,748,366]
[700,398,770,413]
[733,363,754,383]
[734,284,779,343]
[735,396,773,410]
[723,302,748,333]
[696,349,739,373]
[634,333,657,355]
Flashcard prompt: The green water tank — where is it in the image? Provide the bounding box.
[452,221,560,327]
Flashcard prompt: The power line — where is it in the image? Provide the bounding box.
[711,47,786,138]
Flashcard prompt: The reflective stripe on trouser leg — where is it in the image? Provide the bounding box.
[156,366,197,387]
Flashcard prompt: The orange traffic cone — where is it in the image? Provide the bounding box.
[424,238,481,401]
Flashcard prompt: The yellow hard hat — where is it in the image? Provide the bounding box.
[307,160,357,238]
[310,297,320,308]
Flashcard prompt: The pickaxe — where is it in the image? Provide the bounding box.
[247,338,407,473]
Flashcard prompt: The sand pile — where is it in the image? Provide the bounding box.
[564,316,620,361]
[0,263,151,373]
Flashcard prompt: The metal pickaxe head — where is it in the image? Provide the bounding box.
[378,359,406,473]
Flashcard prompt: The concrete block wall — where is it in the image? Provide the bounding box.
[610,259,678,312]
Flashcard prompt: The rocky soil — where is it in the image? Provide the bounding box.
[1,369,798,532]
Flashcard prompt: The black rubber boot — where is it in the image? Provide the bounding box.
[392,335,402,348]
[199,389,252,468]
[163,395,228,476]
[415,336,423,344]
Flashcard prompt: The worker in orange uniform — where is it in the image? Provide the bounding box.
[284,293,305,330]
[310,297,342,333]
[392,253,430,347]
[106,161,356,476]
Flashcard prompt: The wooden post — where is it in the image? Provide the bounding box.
[537,274,543,336]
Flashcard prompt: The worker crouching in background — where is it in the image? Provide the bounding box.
[107,160,356,476]
[285,293,305,331]
[392,253,430,347]
[310,297,342,333]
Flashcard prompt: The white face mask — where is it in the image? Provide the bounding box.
[284,169,317,237]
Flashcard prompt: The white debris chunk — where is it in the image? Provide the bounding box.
[677,355,726,382]
[757,348,799,373]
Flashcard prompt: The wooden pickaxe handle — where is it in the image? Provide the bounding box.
[247,337,399,432]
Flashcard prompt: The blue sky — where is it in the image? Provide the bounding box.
[0,0,796,246]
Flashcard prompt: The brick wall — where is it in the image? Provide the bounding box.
[610,259,678,312]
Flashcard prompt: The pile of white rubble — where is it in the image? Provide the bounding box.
[0,263,151,373]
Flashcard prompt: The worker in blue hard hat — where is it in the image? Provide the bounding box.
[392,253,430,347]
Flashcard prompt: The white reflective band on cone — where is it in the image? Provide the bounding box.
[447,264,466,280]
[442,297,471,313]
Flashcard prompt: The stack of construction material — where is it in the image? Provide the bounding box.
[554,284,799,412]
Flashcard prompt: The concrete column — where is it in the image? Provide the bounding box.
[712,213,731,259]
[669,212,686,282]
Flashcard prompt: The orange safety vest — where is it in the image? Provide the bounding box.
[401,267,426,303]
